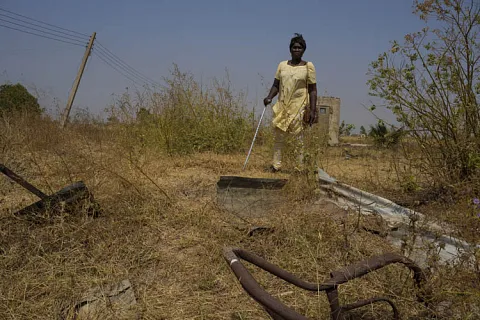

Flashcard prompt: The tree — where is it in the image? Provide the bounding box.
[360,125,367,135]
[368,121,404,148]
[0,83,43,115]
[339,120,356,136]
[367,0,480,182]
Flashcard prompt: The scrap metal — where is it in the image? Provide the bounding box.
[1,163,100,221]
[223,247,429,320]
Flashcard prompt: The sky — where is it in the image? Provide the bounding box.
[0,0,430,130]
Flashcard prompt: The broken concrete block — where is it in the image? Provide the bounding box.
[73,279,139,320]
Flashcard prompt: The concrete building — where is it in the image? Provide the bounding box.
[316,96,341,146]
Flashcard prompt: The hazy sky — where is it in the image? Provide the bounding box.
[0,0,429,129]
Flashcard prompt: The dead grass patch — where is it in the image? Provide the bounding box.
[1,119,479,319]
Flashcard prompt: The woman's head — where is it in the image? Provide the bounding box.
[290,33,306,51]
[289,33,306,59]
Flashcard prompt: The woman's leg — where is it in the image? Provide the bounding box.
[293,130,305,171]
[272,126,286,170]
[288,115,306,172]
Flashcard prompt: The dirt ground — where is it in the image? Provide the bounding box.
[1,124,478,319]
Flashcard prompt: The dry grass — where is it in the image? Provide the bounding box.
[1,116,479,319]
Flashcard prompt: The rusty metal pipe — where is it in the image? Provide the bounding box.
[340,297,399,316]
[0,164,48,200]
[328,252,427,289]
[224,247,310,320]
[223,247,428,320]
[227,247,323,291]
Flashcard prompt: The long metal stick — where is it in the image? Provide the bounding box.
[0,164,48,199]
[243,105,267,170]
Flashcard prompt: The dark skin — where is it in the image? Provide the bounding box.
[263,42,318,126]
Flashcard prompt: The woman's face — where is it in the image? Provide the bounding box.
[290,42,305,59]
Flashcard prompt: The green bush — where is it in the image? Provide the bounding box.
[367,0,480,182]
[0,83,43,116]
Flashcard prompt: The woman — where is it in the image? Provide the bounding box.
[263,33,318,173]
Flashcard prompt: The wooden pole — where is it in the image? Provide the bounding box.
[60,32,96,128]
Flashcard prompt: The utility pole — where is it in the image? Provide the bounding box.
[60,32,96,128]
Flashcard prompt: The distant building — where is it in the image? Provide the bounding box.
[316,96,341,146]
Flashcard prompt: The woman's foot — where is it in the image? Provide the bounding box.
[264,165,281,173]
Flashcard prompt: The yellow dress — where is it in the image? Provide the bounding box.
[272,61,317,134]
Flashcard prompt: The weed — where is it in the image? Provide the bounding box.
[1,83,480,319]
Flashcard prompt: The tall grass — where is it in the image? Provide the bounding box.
[104,64,257,156]
[1,68,480,319]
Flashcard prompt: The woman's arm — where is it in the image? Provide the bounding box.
[308,83,318,125]
[264,78,280,106]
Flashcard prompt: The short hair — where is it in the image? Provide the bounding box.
[290,33,306,51]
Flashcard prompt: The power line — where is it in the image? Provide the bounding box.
[0,7,161,88]
[0,7,88,37]
[94,48,151,85]
[92,50,142,86]
[0,7,160,87]
[93,49,157,87]
[93,46,150,84]
[95,44,158,86]
[96,41,161,86]
[0,17,87,45]
[93,45,157,86]
[0,13,89,41]
[0,23,86,47]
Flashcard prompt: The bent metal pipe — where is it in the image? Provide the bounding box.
[223,247,430,320]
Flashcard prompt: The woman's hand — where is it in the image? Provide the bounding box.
[309,107,317,126]
[264,79,279,106]
[303,107,311,125]
[303,106,317,126]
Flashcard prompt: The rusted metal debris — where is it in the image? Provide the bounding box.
[217,176,288,190]
[247,226,275,237]
[1,164,100,222]
[223,247,430,320]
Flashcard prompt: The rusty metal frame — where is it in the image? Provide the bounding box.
[223,247,428,320]
[0,164,49,199]
[1,163,100,220]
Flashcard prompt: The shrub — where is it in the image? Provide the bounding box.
[368,121,404,148]
[0,83,43,116]
[105,64,255,155]
[367,0,480,183]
